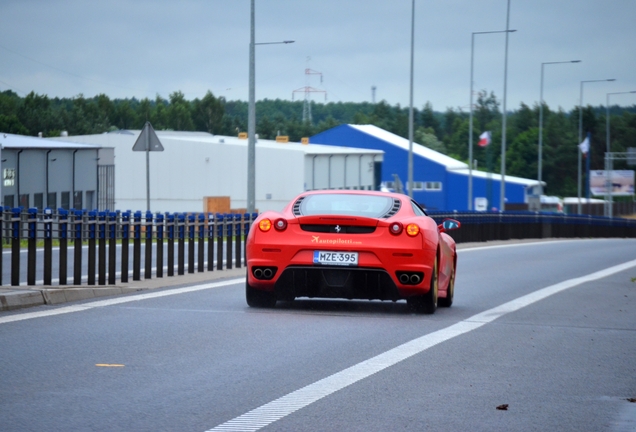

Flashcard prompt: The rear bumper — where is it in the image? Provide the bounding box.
[274,266,402,301]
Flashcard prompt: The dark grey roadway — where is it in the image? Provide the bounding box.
[1,238,635,431]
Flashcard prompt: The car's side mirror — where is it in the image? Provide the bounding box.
[438,218,461,232]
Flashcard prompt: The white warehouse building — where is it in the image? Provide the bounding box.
[52,131,383,213]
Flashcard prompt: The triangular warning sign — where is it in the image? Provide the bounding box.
[132,122,164,152]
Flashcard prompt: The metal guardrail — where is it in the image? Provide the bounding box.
[1,207,257,287]
[428,210,636,243]
[2,207,635,287]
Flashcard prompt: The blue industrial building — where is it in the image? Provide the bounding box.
[311,124,541,211]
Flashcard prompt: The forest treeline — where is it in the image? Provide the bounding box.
[1,89,635,197]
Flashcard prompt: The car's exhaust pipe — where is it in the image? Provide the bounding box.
[397,271,424,286]
[263,268,273,279]
[253,268,263,279]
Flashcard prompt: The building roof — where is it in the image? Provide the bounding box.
[114,130,384,157]
[0,132,102,149]
[348,124,468,170]
[347,125,541,187]
[451,168,543,187]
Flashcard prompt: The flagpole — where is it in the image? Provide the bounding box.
[407,0,415,198]
[578,78,616,213]
[586,132,591,200]
[469,29,516,211]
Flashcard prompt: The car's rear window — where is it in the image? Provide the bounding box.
[299,194,395,218]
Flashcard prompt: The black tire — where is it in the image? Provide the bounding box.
[407,256,438,314]
[438,267,454,308]
[246,281,277,308]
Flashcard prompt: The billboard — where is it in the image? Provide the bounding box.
[590,170,635,196]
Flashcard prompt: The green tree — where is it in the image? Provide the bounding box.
[151,95,169,130]
[192,91,225,134]
[507,128,538,180]
[17,92,54,135]
[415,126,446,153]
[168,91,194,131]
[420,102,441,137]
[113,100,136,130]
[0,114,29,135]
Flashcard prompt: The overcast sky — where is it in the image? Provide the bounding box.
[1,0,635,113]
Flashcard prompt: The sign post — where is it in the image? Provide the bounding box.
[132,122,164,211]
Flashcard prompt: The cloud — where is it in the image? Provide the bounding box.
[0,0,634,111]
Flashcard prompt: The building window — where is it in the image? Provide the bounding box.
[47,193,57,209]
[4,195,14,208]
[73,191,83,210]
[34,193,44,209]
[424,181,442,191]
[19,194,29,208]
[61,192,70,210]
[86,191,95,210]
[3,168,15,187]
[411,181,424,191]
[98,165,115,211]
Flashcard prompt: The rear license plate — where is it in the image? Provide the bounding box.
[313,251,358,266]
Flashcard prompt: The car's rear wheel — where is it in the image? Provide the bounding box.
[438,267,454,308]
[246,282,277,308]
[407,256,438,314]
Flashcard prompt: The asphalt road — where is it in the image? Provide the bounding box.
[1,238,635,431]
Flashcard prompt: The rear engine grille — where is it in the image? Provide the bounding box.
[300,225,376,234]
[382,199,401,218]
[292,197,306,216]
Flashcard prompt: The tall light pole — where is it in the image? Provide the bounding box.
[499,0,511,211]
[577,78,615,214]
[468,29,516,210]
[247,0,294,214]
[605,90,636,217]
[537,60,581,197]
[407,0,415,198]
[247,0,256,214]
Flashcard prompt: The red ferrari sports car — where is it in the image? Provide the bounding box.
[245,190,460,314]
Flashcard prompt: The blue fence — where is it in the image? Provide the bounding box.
[2,207,635,287]
[1,207,256,287]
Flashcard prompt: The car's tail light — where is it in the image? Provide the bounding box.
[258,218,272,232]
[405,223,420,236]
[274,218,288,231]
[389,222,403,235]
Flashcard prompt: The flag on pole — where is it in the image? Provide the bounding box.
[578,136,590,156]
[478,131,491,147]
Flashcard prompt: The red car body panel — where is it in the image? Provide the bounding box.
[246,190,457,304]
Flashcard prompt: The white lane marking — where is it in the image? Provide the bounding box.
[0,278,245,325]
[206,258,636,432]
[456,238,611,253]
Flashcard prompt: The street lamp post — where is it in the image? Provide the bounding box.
[247,0,294,214]
[605,90,636,217]
[537,60,580,197]
[499,0,511,212]
[408,0,415,198]
[468,29,516,210]
[577,78,615,214]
